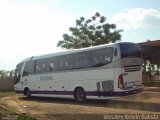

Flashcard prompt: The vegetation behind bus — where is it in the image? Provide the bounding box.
[57,12,123,49]
[0,70,11,79]
[143,60,160,87]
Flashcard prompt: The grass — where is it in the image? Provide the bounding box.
[0,107,36,120]
[0,92,14,97]
[0,92,36,120]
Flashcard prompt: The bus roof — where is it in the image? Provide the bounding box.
[32,42,118,60]
[19,42,136,63]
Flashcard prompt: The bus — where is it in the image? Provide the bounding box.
[14,42,143,102]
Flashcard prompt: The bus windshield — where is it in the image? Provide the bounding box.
[119,43,141,58]
[14,63,23,84]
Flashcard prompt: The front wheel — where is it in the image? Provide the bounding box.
[74,88,86,103]
[26,89,31,98]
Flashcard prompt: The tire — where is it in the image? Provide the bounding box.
[26,89,31,98]
[74,88,86,103]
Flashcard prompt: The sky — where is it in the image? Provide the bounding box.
[0,0,160,70]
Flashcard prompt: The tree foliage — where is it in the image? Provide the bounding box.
[0,70,10,79]
[57,12,123,49]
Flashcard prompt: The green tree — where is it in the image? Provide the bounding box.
[57,12,123,49]
[0,70,10,79]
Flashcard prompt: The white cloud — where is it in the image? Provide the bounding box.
[0,1,75,70]
[110,8,160,30]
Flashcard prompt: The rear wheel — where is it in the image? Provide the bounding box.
[74,88,86,103]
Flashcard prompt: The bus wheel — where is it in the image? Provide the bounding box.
[25,88,31,98]
[74,88,86,103]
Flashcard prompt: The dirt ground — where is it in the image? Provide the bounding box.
[0,90,160,120]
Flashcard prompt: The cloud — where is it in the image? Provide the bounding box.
[110,8,160,30]
[0,1,75,70]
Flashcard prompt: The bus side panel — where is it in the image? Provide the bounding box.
[25,66,114,98]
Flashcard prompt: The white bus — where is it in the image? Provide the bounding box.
[14,42,143,102]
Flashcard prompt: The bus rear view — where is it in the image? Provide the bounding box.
[116,42,143,96]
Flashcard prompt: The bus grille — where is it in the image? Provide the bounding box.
[124,65,141,72]
[101,80,114,92]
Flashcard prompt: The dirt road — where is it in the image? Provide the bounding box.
[0,91,160,120]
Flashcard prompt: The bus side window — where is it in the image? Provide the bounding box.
[35,59,48,73]
[92,47,113,67]
[58,56,67,70]
[35,60,43,73]
[74,52,91,69]
[50,63,54,71]
[48,57,59,71]
[114,48,117,56]
[65,54,74,70]
[23,61,35,77]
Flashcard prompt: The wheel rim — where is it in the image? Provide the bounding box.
[27,90,30,97]
[77,91,85,102]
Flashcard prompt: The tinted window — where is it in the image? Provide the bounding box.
[48,57,59,71]
[65,54,74,69]
[74,51,92,69]
[32,47,114,73]
[58,55,74,70]
[14,62,23,84]
[35,59,50,73]
[23,61,35,76]
[16,63,23,74]
[92,48,113,67]
[58,56,67,70]
[120,43,141,58]
[114,48,117,56]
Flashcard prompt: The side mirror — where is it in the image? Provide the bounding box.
[10,69,17,78]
